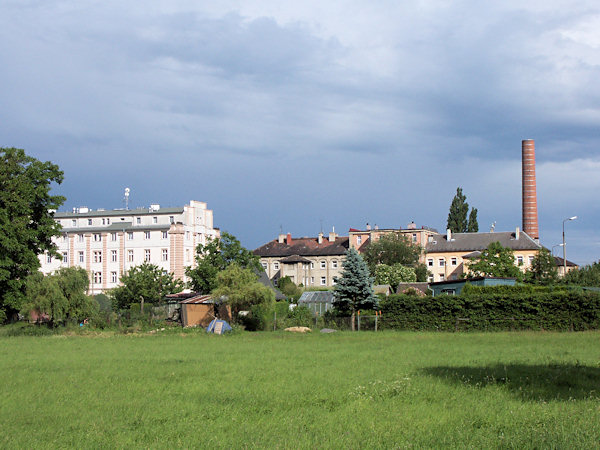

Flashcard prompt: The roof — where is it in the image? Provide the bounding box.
[553,256,578,267]
[179,295,213,304]
[279,255,313,264]
[298,291,335,304]
[254,236,349,258]
[426,231,541,253]
[396,282,430,294]
[54,206,185,218]
[255,269,286,300]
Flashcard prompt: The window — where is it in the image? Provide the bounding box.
[111,232,117,241]
[261,262,267,270]
[186,249,190,262]
[106,218,110,225]
[144,231,150,240]
[144,249,151,262]
[412,233,417,243]
[332,260,338,269]
[427,258,434,267]
[273,262,280,270]
[136,217,141,225]
[428,274,434,282]
[93,271,102,284]
[311,277,315,285]
[516,256,524,265]
[162,231,168,239]
[72,219,77,227]
[88,218,92,225]
[127,232,133,240]
[79,251,84,263]
[320,276,327,286]
[78,234,84,242]
[111,271,118,283]
[162,249,168,261]
[47,254,52,263]
[186,231,190,240]
[439,273,445,281]
[62,252,68,263]
[356,236,362,246]
[127,249,134,262]
[93,251,102,263]
[451,257,457,266]
[438,258,445,267]
[169,216,174,224]
[529,255,535,265]
[93,233,101,242]
[153,216,158,224]
[320,260,326,269]
[102,218,106,225]
[111,250,117,262]
[310,262,314,269]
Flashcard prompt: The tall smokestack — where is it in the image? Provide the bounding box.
[522,139,539,240]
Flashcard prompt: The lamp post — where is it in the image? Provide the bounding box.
[562,216,577,275]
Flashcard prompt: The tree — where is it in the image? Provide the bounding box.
[0,148,65,322]
[111,263,183,310]
[374,264,416,290]
[362,233,421,274]
[333,248,377,331]
[277,276,302,301]
[22,267,98,327]
[447,187,478,233]
[525,248,558,285]
[467,241,522,279]
[562,261,600,287]
[186,232,260,294]
[212,263,275,316]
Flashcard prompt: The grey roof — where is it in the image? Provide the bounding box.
[396,282,430,294]
[426,231,541,253]
[279,255,312,264]
[298,291,335,304]
[255,269,286,300]
[553,256,578,267]
[54,206,184,218]
[254,236,349,258]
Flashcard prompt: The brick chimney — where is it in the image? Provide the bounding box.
[522,139,539,239]
[286,233,292,245]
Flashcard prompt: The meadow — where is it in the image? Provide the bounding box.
[1,330,599,448]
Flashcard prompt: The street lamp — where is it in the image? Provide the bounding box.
[562,216,577,275]
[551,243,564,257]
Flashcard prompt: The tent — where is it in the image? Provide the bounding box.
[206,319,232,334]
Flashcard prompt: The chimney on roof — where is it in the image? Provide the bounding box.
[522,139,539,240]
[515,226,520,240]
[318,232,323,244]
[366,223,371,230]
[407,221,416,230]
[286,233,292,245]
[374,224,379,230]
[446,228,452,241]
[278,234,285,244]
[328,228,337,242]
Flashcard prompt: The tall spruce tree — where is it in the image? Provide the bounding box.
[447,187,478,233]
[333,248,377,331]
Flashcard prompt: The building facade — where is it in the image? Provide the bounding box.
[39,200,219,293]
[253,232,348,287]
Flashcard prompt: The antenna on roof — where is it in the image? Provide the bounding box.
[279,224,283,234]
[124,188,130,210]
[320,219,323,234]
[490,221,496,233]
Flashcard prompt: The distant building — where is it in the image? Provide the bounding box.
[39,200,219,293]
[553,256,579,277]
[429,276,517,296]
[253,231,348,287]
[348,222,438,253]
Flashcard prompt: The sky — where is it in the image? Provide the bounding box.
[1,1,599,265]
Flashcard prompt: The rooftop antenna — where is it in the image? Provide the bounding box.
[124,187,130,210]
[490,221,496,232]
[279,224,283,234]
[320,219,323,234]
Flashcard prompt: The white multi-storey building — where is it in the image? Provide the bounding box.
[40,200,219,293]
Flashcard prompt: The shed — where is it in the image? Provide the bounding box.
[297,291,335,316]
[429,277,517,296]
[179,295,231,328]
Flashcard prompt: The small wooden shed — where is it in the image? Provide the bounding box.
[179,295,231,328]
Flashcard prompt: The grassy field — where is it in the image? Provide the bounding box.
[1,330,599,448]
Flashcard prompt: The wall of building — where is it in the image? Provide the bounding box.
[259,255,344,287]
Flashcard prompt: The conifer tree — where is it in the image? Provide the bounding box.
[333,248,377,331]
[467,208,479,232]
[447,187,479,233]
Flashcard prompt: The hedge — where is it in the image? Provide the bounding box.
[379,287,600,331]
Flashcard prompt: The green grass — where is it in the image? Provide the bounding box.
[1,330,599,448]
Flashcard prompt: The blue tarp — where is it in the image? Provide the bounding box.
[206,319,232,334]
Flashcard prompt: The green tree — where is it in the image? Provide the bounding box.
[0,147,65,322]
[212,263,275,316]
[333,248,377,331]
[447,187,478,233]
[562,261,600,287]
[186,232,260,294]
[374,264,416,290]
[362,233,422,274]
[111,263,183,310]
[467,241,522,279]
[277,276,302,301]
[467,208,479,232]
[22,267,98,327]
[525,248,558,285]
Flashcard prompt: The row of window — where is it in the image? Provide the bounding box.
[301,276,329,286]
[427,255,535,268]
[262,260,339,271]
[64,216,176,228]
[91,268,169,285]
[66,230,171,242]
[48,249,169,264]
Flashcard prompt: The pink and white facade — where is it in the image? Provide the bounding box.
[39,200,219,293]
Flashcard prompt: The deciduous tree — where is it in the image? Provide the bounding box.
[186,232,260,294]
[467,241,521,279]
[374,264,417,290]
[0,147,65,322]
[525,248,558,285]
[333,248,377,331]
[362,233,421,274]
[212,263,274,316]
